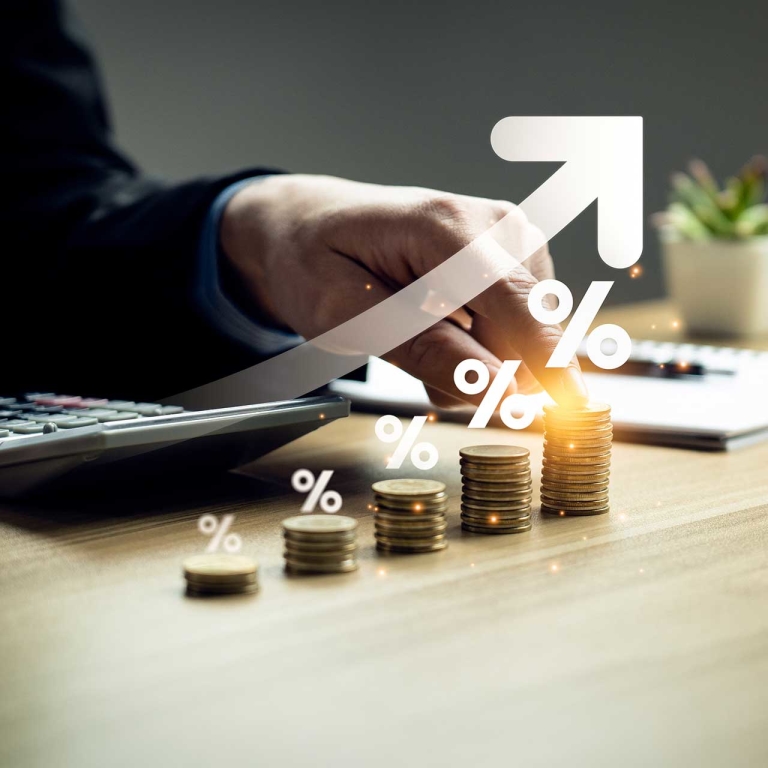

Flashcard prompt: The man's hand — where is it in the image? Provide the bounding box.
[220,174,588,408]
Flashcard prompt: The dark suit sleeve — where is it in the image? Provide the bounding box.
[1,0,280,400]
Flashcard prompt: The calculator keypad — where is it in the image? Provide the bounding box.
[0,395,186,438]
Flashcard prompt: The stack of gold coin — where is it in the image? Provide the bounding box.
[282,514,359,574]
[183,553,260,596]
[460,445,532,534]
[372,479,448,553]
[541,402,612,516]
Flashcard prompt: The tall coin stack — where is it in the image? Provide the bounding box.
[282,514,359,574]
[372,479,448,553]
[460,445,533,534]
[183,553,260,596]
[541,402,612,516]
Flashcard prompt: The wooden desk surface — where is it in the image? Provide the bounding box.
[2,302,768,767]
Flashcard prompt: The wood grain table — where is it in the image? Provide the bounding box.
[1,302,767,767]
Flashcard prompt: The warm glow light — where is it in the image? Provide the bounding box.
[582,536,587,541]
[559,510,565,516]
[385,456,392,464]
[651,324,657,330]
[414,503,423,511]
[678,361,689,369]
[659,363,665,369]
[365,283,372,290]
[550,564,559,572]
[672,320,680,328]
[319,413,325,420]
[427,413,436,422]
[619,513,627,521]
[378,568,386,576]
[569,443,574,449]
[639,568,645,574]
[367,504,372,510]
[470,563,475,568]
[490,515,498,523]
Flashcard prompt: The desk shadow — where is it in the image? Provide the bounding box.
[0,469,283,531]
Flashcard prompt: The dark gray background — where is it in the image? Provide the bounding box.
[73,0,767,305]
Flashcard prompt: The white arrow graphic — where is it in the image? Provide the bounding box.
[174,116,643,409]
[491,116,642,269]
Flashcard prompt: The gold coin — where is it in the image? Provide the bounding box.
[545,423,613,435]
[542,454,611,466]
[543,447,612,461]
[544,437,613,449]
[183,554,258,584]
[542,463,611,477]
[374,496,447,512]
[541,479,610,492]
[541,503,609,517]
[540,497,610,511]
[461,498,531,513]
[376,540,448,553]
[462,478,532,492]
[373,510,445,528]
[543,402,610,416]
[375,521,448,537]
[372,478,446,497]
[375,532,446,546]
[185,573,258,589]
[285,558,359,573]
[459,445,530,462]
[541,490,609,504]
[284,551,359,566]
[282,514,357,535]
[284,541,358,556]
[461,521,532,535]
[284,529,357,546]
[460,510,531,524]
[283,536,359,552]
[460,468,531,483]
[460,458,530,472]
[461,489,533,503]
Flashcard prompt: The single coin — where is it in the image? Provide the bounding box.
[541,484,610,497]
[541,503,610,517]
[540,499,610,513]
[543,402,610,416]
[372,479,446,497]
[375,532,446,547]
[460,459,530,472]
[183,553,258,583]
[284,551,359,567]
[543,448,613,462]
[461,492,532,506]
[285,558,360,574]
[544,416,612,429]
[540,485,609,499]
[460,511,531,525]
[375,521,448,537]
[542,456,611,468]
[543,437,613,450]
[282,514,358,535]
[461,499,531,513]
[545,423,613,435]
[373,510,445,528]
[376,540,448,553]
[460,468,532,483]
[459,445,530,462]
[374,496,447,512]
[462,479,532,493]
[461,521,532,535]
[461,486,531,504]
[542,463,611,477]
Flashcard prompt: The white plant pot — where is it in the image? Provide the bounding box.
[661,236,768,336]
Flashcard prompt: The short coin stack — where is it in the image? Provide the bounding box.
[282,514,359,574]
[460,445,533,534]
[372,479,448,553]
[541,402,612,516]
[183,553,260,596]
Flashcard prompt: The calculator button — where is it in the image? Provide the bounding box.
[10,423,46,434]
[27,415,79,425]
[117,403,163,416]
[2,420,33,428]
[0,397,17,407]
[98,411,140,422]
[7,402,36,411]
[69,409,118,421]
[0,411,15,419]
[0,429,9,438]
[104,401,136,410]
[80,398,109,407]
[34,395,83,407]
[158,405,185,415]
[58,417,99,428]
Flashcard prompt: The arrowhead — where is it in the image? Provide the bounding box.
[491,116,643,269]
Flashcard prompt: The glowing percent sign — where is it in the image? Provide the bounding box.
[291,469,343,513]
[528,280,631,369]
[198,513,241,553]
[454,359,537,429]
[375,415,439,470]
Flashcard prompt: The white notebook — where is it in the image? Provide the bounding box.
[329,340,768,450]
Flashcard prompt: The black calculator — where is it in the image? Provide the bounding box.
[0,393,348,497]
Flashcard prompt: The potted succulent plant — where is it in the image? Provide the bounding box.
[655,156,768,335]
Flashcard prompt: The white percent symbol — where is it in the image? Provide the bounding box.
[527,280,631,369]
[375,415,439,470]
[453,360,537,429]
[198,513,242,553]
[291,469,343,513]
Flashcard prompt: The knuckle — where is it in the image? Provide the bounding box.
[423,194,471,226]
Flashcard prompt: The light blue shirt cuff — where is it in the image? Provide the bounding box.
[196,177,303,355]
